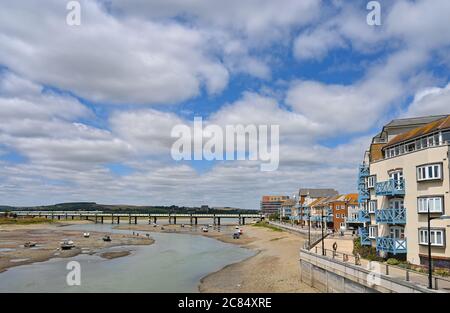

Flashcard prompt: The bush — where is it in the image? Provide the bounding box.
[352,237,384,262]
[386,258,400,265]
[434,268,450,277]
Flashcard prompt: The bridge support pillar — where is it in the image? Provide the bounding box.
[154,217,157,224]
[129,216,132,224]
[169,216,172,224]
[71,215,74,220]
[242,217,246,225]
[213,217,216,226]
[173,216,176,224]
[190,217,193,225]
[134,217,137,224]
[117,217,120,224]
[195,217,198,225]
[57,215,60,220]
[217,217,221,226]
[101,216,104,224]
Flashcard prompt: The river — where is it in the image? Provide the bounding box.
[0,222,254,292]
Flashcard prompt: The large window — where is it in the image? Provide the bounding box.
[419,229,445,246]
[417,197,444,213]
[384,132,443,159]
[417,163,442,181]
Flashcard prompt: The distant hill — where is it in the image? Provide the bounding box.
[1,202,257,214]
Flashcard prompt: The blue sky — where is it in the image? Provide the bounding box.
[0,0,450,208]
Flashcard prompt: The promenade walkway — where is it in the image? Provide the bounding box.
[311,235,450,292]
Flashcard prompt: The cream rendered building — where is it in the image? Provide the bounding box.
[357,115,450,268]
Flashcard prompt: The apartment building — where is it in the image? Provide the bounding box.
[328,193,358,231]
[260,195,289,216]
[356,115,450,268]
[292,188,338,226]
[280,198,296,219]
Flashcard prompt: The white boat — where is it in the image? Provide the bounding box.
[201,227,209,232]
[60,239,75,250]
[83,232,90,238]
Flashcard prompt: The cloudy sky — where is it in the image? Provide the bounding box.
[1,0,449,208]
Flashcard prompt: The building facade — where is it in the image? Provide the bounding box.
[292,188,339,226]
[356,115,450,268]
[260,195,289,216]
[328,193,358,231]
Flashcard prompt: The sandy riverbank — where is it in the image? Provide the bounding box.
[0,220,153,273]
[114,223,318,293]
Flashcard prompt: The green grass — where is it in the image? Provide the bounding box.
[252,221,283,232]
[0,217,53,225]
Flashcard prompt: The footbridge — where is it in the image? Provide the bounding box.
[7,211,264,226]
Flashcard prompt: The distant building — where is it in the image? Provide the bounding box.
[325,193,358,231]
[292,188,339,226]
[280,199,296,219]
[260,195,289,215]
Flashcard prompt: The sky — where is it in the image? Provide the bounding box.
[0,0,450,208]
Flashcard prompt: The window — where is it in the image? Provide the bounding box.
[390,227,405,239]
[417,197,443,213]
[406,142,415,152]
[366,175,376,188]
[419,229,445,246]
[442,131,450,144]
[369,226,377,239]
[368,200,377,213]
[389,199,404,210]
[417,163,442,181]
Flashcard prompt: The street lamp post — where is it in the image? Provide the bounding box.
[426,207,450,289]
[308,212,311,249]
[321,207,325,256]
[427,204,432,289]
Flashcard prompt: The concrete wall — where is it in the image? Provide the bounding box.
[300,250,433,293]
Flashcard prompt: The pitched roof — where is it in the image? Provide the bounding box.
[384,115,448,128]
[298,188,339,198]
[386,115,450,147]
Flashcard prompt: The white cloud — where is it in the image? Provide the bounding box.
[405,83,450,117]
[0,0,229,105]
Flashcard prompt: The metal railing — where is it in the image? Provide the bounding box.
[375,208,406,224]
[375,179,405,196]
[376,237,407,254]
[309,247,450,291]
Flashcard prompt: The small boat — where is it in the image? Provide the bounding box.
[201,227,209,233]
[24,241,37,248]
[83,232,90,238]
[60,239,75,250]
[233,232,240,239]
[102,235,112,242]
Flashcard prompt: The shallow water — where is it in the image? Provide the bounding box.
[0,223,254,292]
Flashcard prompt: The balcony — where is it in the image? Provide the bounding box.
[358,227,371,246]
[375,179,405,196]
[356,210,370,223]
[376,237,407,254]
[375,208,406,224]
[346,215,362,223]
[359,164,369,177]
